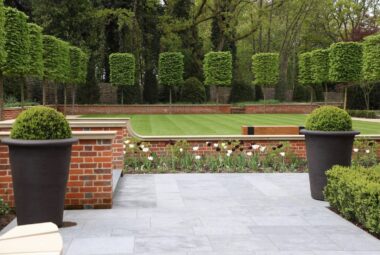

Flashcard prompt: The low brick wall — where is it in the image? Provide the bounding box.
[0,131,116,209]
[2,108,24,120]
[245,104,319,114]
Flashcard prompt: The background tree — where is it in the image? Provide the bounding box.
[42,35,61,105]
[109,53,135,104]
[158,52,184,104]
[329,42,363,109]
[0,0,6,120]
[362,34,380,110]
[299,52,316,103]
[69,46,81,114]
[57,40,70,110]
[204,51,232,103]
[252,53,279,107]
[181,76,206,104]
[3,7,29,108]
[310,49,329,103]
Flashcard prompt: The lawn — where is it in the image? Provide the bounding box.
[80,114,380,136]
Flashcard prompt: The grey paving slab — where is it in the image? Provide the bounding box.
[58,173,380,254]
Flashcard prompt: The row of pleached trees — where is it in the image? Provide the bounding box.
[109,33,380,108]
[0,0,88,119]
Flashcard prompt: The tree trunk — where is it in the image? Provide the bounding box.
[42,80,47,105]
[277,52,289,101]
[121,87,124,105]
[324,83,328,104]
[21,77,25,110]
[71,84,76,115]
[63,85,67,116]
[55,83,58,109]
[343,87,348,110]
[0,75,3,121]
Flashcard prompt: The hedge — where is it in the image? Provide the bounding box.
[57,40,70,83]
[69,46,81,84]
[204,51,232,86]
[181,77,206,103]
[252,53,279,86]
[158,52,184,87]
[347,109,377,119]
[325,165,380,235]
[43,35,61,81]
[329,42,363,83]
[310,49,329,84]
[109,53,135,86]
[27,23,44,78]
[363,34,380,82]
[298,52,313,86]
[0,0,6,68]
[79,50,88,84]
[3,7,29,76]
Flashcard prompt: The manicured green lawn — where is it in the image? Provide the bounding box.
[81,114,380,135]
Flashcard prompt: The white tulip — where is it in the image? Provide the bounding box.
[226,153,231,157]
[366,149,370,154]
[353,148,359,153]
[193,146,199,151]
[280,152,285,157]
[221,143,226,147]
[252,144,260,150]
[129,144,135,149]
[246,151,253,156]
[124,140,130,144]
[123,144,126,149]
[214,143,219,148]
[143,148,149,153]
[148,156,154,161]
[195,155,201,160]
[227,150,233,154]
[179,148,183,152]
[260,146,266,152]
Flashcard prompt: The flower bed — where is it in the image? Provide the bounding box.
[124,139,307,173]
[325,164,380,236]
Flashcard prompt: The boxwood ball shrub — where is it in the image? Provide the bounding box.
[158,52,184,87]
[181,77,206,103]
[305,106,352,131]
[252,53,279,86]
[109,53,135,86]
[325,165,380,234]
[204,51,232,86]
[329,42,363,83]
[11,106,72,140]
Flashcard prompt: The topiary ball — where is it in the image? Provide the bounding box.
[305,106,352,132]
[11,106,72,140]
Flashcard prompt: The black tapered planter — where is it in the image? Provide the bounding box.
[300,130,359,201]
[2,138,78,227]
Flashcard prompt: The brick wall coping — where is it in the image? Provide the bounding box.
[0,119,128,129]
[0,131,117,140]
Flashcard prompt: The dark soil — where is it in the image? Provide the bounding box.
[0,212,16,232]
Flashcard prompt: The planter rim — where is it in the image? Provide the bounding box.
[300,130,360,136]
[1,137,78,146]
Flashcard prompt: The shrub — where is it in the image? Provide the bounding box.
[109,53,135,86]
[347,110,377,119]
[181,77,206,103]
[305,106,352,131]
[229,81,254,103]
[27,23,44,78]
[204,51,232,87]
[325,165,380,234]
[0,197,9,216]
[329,42,363,83]
[252,53,279,87]
[11,106,72,140]
[363,34,380,83]
[158,52,184,87]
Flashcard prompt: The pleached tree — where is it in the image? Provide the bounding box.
[0,0,7,120]
[109,53,135,104]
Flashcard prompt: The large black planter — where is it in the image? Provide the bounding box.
[300,130,359,200]
[2,138,78,227]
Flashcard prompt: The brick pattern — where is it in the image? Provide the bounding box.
[0,137,114,209]
[2,108,23,120]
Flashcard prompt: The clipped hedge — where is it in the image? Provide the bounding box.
[325,165,380,235]
[204,51,232,86]
[57,40,70,83]
[363,34,380,82]
[3,7,29,76]
[298,52,313,86]
[79,50,88,84]
[11,106,72,140]
[305,106,352,131]
[27,23,44,78]
[329,42,363,83]
[69,46,81,84]
[109,53,135,86]
[347,110,377,119]
[181,77,206,103]
[0,0,6,67]
[252,53,279,86]
[43,35,61,81]
[158,52,184,87]
[310,49,329,84]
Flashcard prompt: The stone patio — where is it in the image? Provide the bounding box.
[22,174,380,254]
